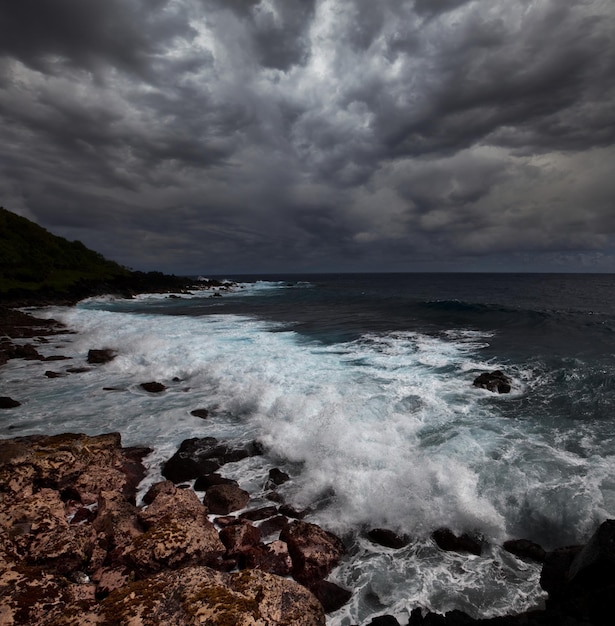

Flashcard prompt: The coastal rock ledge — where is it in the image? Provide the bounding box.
[0,432,326,625]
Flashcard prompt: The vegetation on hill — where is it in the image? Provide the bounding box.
[0,207,194,303]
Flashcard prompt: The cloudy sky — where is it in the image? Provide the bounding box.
[1,0,615,274]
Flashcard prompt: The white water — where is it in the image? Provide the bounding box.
[2,294,614,623]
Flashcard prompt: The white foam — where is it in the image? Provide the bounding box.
[4,302,613,623]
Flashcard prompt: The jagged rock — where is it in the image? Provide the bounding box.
[161,437,258,484]
[367,528,411,549]
[124,510,224,576]
[141,479,176,505]
[0,396,20,408]
[473,370,511,394]
[308,579,352,613]
[204,483,250,515]
[258,514,290,537]
[138,484,205,528]
[98,566,325,625]
[140,381,166,393]
[503,539,547,563]
[280,520,346,586]
[432,528,482,556]
[242,540,293,576]
[93,490,142,552]
[219,521,262,556]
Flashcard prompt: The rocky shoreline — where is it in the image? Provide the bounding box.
[2,308,615,625]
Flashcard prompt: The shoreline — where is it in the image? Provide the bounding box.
[1,303,613,624]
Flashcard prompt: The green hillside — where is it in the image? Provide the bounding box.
[0,207,130,296]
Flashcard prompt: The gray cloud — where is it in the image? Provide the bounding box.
[1,0,615,274]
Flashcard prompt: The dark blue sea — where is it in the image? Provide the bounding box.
[3,273,615,624]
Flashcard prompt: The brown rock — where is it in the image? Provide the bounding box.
[141,479,176,505]
[124,510,224,575]
[99,566,325,625]
[242,540,293,576]
[309,579,353,613]
[219,521,262,556]
[280,520,346,586]
[204,483,250,515]
[93,490,142,552]
[138,485,206,528]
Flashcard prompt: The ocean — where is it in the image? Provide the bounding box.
[2,273,615,624]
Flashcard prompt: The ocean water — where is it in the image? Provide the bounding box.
[2,273,615,624]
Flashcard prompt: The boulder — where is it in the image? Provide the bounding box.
[141,479,176,505]
[204,483,250,515]
[93,490,143,552]
[124,510,224,576]
[239,505,279,522]
[219,521,262,556]
[98,566,325,625]
[280,520,346,586]
[432,528,482,556]
[193,473,239,491]
[473,370,511,394]
[308,579,352,613]
[87,349,116,364]
[241,540,293,576]
[138,484,205,528]
[258,515,290,538]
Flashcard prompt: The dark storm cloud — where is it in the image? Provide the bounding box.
[1,0,615,273]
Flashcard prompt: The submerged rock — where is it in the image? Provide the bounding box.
[473,370,512,394]
[0,396,20,408]
[367,528,411,550]
[140,381,166,393]
[87,348,116,364]
[432,528,482,556]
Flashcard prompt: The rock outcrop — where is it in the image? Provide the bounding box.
[0,432,337,624]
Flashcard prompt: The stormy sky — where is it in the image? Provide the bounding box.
[1,0,615,274]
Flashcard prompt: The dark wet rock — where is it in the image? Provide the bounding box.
[241,539,293,576]
[266,467,291,487]
[473,370,512,394]
[266,490,285,503]
[140,381,166,393]
[279,503,308,519]
[239,505,279,522]
[45,370,66,378]
[194,473,239,491]
[43,354,70,361]
[87,349,116,364]
[204,483,250,515]
[162,437,261,484]
[190,408,210,419]
[7,343,44,360]
[503,539,547,563]
[432,528,482,556]
[219,521,262,556]
[258,514,290,538]
[539,545,584,598]
[0,396,21,408]
[367,528,411,549]
[309,579,352,613]
[66,366,92,373]
[280,520,346,586]
[71,507,95,525]
[369,616,402,626]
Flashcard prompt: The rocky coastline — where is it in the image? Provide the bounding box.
[1,308,615,625]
